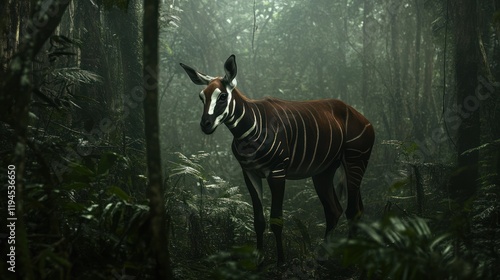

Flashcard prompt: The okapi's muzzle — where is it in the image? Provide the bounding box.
[200,114,216,134]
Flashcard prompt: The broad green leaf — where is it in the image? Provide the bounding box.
[97,152,119,175]
[69,162,95,177]
[107,185,131,201]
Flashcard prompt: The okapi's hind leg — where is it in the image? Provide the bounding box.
[312,161,343,238]
[343,147,373,237]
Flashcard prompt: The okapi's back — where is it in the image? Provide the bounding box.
[262,98,373,179]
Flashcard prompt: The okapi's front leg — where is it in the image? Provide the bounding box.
[243,171,265,254]
[267,174,286,265]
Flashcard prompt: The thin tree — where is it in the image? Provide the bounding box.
[450,0,480,204]
[362,0,374,109]
[143,0,173,278]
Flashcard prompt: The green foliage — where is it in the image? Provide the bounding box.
[208,246,261,280]
[292,216,312,250]
[33,34,102,111]
[50,67,103,84]
[382,140,425,163]
[332,216,481,280]
[21,151,150,279]
[167,151,254,263]
[47,35,100,83]
[168,151,209,181]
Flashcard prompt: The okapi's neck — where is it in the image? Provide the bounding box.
[224,88,260,140]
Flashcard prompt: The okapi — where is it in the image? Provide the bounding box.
[180,55,374,264]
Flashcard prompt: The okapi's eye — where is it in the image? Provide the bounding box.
[218,93,228,102]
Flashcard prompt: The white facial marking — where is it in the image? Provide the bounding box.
[208,88,221,115]
[207,85,233,130]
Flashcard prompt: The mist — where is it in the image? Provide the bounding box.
[1,0,498,279]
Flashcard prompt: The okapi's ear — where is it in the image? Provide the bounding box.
[222,54,237,88]
[179,63,214,85]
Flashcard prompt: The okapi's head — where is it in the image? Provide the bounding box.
[180,55,237,134]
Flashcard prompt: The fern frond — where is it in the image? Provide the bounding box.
[51,67,103,84]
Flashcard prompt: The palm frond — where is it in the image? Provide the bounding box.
[331,216,472,280]
[51,67,103,84]
[168,152,207,181]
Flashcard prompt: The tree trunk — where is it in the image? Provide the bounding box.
[450,0,480,204]
[362,0,374,109]
[1,0,70,124]
[108,1,145,151]
[336,0,349,103]
[389,0,403,138]
[143,0,173,278]
[414,0,422,109]
[0,1,70,279]
[75,1,114,134]
[412,0,427,141]
[491,0,500,188]
[422,7,435,122]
